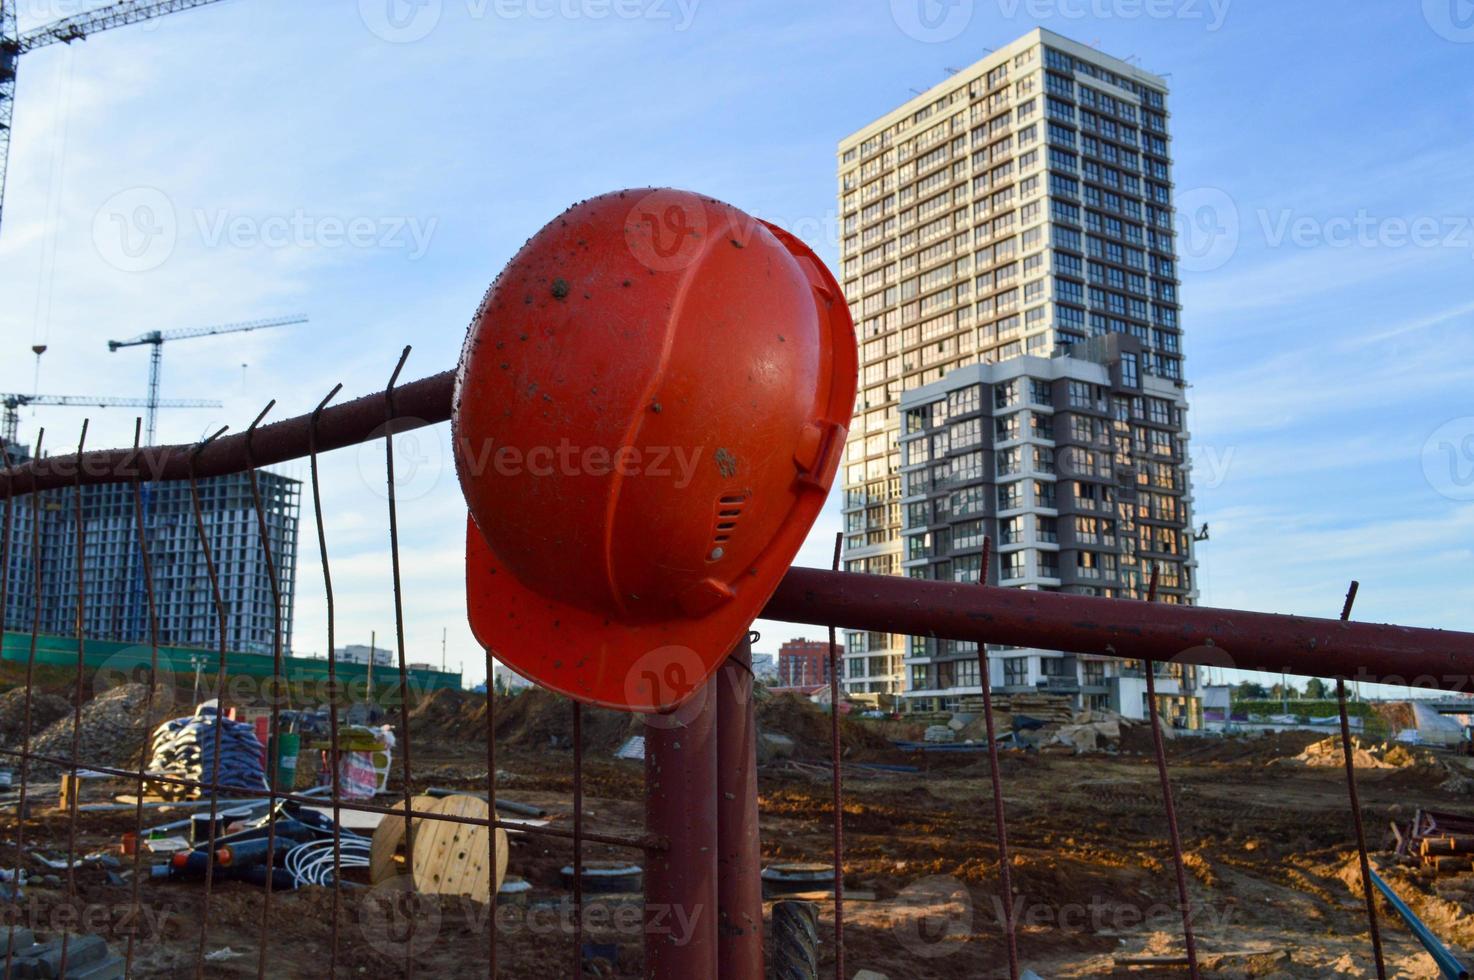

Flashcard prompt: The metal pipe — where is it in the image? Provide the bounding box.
[9,373,1474,692]
[716,637,763,980]
[763,568,1474,691]
[1335,581,1386,979]
[972,537,1018,979]
[0,370,454,495]
[1140,566,1198,978]
[646,672,719,979]
[1368,868,1470,979]
[826,533,845,980]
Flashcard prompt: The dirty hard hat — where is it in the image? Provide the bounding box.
[455,189,856,712]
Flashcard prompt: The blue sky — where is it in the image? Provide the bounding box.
[1,0,1471,689]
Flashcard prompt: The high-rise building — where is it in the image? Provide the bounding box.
[1,444,301,656]
[837,29,1188,702]
[897,336,1198,722]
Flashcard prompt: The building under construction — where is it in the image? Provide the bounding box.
[1,442,300,656]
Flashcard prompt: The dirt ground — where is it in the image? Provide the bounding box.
[2,684,1472,978]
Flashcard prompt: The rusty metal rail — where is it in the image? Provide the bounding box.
[5,371,1473,688]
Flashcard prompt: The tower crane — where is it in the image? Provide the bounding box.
[108,314,303,444]
[0,0,232,237]
[1,392,220,447]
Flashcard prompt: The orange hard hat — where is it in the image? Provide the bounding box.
[455,189,855,712]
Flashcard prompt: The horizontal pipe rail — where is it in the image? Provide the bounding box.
[0,371,455,495]
[763,568,1474,692]
[5,370,1473,691]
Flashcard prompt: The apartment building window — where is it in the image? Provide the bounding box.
[1000,516,1024,545]
[1036,515,1058,543]
[951,418,982,447]
[1004,656,1030,686]
[953,519,985,550]
[1030,414,1054,439]
[1001,551,1027,580]
[952,451,984,482]
[948,384,982,416]
[952,554,981,584]
[951,485,987,516]
[996,414,1022,441]
[996,448,1021,477]
[1034,481,1056,508]
[1077,551,1101,579]
[1029,379,1052,405]
[911,665,930,689]
[1121,352,1139,388]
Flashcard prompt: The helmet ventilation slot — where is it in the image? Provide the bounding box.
[712,493,749,547]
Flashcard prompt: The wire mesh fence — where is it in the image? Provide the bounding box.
[0,352,1469,978]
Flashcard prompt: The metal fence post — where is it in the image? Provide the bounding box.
[717,637,763,979]
[646,670,719,978]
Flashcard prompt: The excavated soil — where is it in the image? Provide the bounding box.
[5,685,1474,978]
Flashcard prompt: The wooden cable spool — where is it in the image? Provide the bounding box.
[369,794,437,885]
[370,794,508,902]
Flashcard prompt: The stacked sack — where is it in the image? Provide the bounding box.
[146,700,269,800]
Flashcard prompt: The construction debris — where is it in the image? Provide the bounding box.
[0,929,124,979]
[1282,735,1423,769]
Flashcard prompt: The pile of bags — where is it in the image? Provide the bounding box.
[146,701,269,800]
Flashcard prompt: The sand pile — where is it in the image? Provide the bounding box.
[755,692,892,759]
[408,687,641,753]
[492,687,640,752]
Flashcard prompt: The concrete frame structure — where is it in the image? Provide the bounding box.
[837,28,1184,698]
[1,446,300,656]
